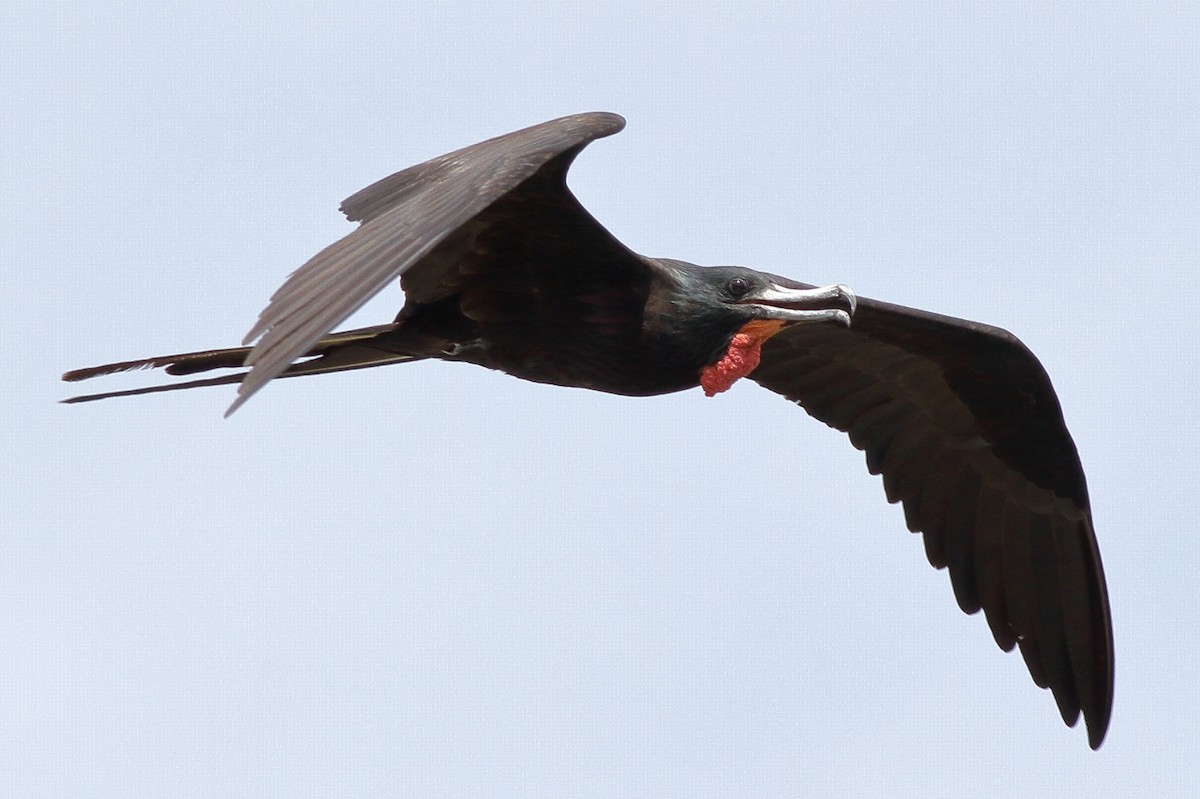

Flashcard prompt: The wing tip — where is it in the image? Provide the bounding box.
[1084,674,1114,751]
[573,111,626,137]
[224,391,251,418]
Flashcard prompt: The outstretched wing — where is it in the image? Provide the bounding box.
[750,294,1114,749]
[231,112,628,414]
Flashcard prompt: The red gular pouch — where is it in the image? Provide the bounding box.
[699,318,786,397]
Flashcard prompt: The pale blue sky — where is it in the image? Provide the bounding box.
[5,3,1198,796]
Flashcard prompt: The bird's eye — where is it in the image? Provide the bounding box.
[727,277,750,297]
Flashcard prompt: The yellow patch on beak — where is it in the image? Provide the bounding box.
[738,318,787,341]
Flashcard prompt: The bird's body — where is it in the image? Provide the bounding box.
[63,112,1113,749]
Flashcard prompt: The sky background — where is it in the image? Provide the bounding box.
[5,3,1198,796]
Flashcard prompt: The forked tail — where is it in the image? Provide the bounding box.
[62,324,420,405]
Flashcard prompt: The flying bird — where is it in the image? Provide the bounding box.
[62,112,1113,748]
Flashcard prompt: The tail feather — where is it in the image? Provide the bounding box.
[61,324,418,406]
[62,346,256,382]
[61,372,252,404]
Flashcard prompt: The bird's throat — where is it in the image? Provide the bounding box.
[699,319,786,397]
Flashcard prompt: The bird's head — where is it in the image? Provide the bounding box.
[658,263,856,396]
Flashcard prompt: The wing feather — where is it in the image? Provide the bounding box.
[229,112,626,414]
[751,295,1113,748]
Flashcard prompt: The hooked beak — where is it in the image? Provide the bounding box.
[738,282,857,327]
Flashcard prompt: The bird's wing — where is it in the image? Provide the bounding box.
[230,111,628,415]
[750,294,1113,749]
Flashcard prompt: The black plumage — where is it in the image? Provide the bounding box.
[63,112,1113,748]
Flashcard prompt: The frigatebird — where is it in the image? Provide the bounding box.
[62,112,1113,748]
